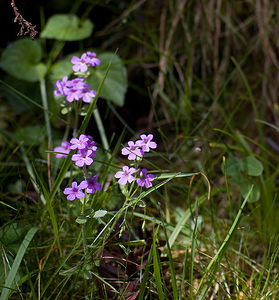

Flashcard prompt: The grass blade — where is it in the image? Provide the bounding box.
[152,226,165,300]
[196,185,253,299]
[0,227,38,300]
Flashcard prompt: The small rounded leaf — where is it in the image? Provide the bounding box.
[242,155,263,176]
[40,14,94,41]
[93,210,107,218]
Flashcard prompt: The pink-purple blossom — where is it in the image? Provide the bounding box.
[70,134,89,150]
[121,141,143,160]
[114,166,136,185]
[71,53,89,73]
[136,168,154,188]
[54,76,70,97]
[54,77,96,104]
[136,134,157,152]
[63,181,86,201]
[72,149,94,167]
[53,141,70,158]
[70,52,100,73]
[86,52,101,67]
[80,175,102,194]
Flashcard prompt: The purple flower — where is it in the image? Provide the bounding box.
[71,53,89,73]
[85,52,101,67]
[67,78,85,88]
[80,175,102,194]
[80,87,97,103]
[136,134,157,152]
[121,141,143,160]
[53,141,71,158]
[63,181,85,201]
[114,166,136,185]
[54,76,70,96]
[72,149,94,167]
[86,137,98,152]
[70,134,89,150]
[136,168,155,188]
[65,87,82,102]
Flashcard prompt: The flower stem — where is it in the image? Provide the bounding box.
[93,107,110,159]
[40,77,52,149]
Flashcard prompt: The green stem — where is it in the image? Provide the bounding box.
[40,77,52,149]
[81,199,87,256]
[93,108,110,159]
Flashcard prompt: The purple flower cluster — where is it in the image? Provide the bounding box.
[121,134,157,160]
[54,76,96,103]
[71,52,100,73]
[54,134,97,167]
[53,134,101,200]
[54,51,100,104]
[63,175,101,201]
[115,134,157,189]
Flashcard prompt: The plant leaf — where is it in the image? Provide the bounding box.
[86,52,127,106]
[223,153,242,176]
[0,39,46,82]
[240,178,260,202]
[93,210,107,218]
[41,14,94,41]
[242,155,263,176]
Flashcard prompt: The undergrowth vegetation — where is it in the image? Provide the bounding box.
[0,1,279,299]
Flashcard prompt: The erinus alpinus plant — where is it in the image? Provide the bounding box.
[1,1,279,299]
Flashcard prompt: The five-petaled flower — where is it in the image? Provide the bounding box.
[136,134,157,152]
[114,166,136,185]
[137,168,154,188]
[70,134,89,150]
[121,141,143,161]
[72,149,94,167]
[71,53,89,73]
[63,181,86,201]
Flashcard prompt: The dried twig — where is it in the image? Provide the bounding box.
[11,0,38,39]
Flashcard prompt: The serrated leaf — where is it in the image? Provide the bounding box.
[86,52,127,106]
[0,39,46,82]
[242,155,263,176]
[240,179,260,202]
[75,216,88,224]
[41,14,94,41]
[93,210,107,218]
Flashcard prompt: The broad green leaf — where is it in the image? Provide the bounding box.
[49,59,73,82]
[240,179,260,202]
[87,52,127,106]
[41,14,94,41]
[0,39,46,82]
[242,155,263,176]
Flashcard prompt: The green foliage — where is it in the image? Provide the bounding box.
[0,1,279,299]
[40,14,94,41]
[87,52,127,106]
[223,153,263,202]
[0,39,46,82]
